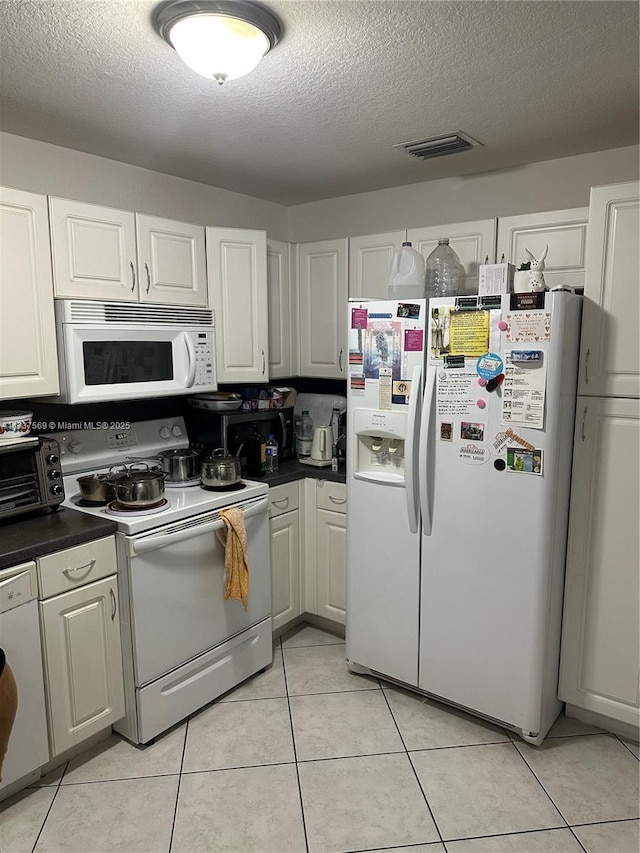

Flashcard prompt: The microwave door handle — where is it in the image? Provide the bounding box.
[278,412,287,451]
[184,334,196,388]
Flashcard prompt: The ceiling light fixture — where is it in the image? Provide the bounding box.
[154,0,282,85]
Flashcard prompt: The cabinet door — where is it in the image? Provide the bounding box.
[40,575,125,756]
[136,215,207,306]
[298,239,348,378]
[0,187,59,399]
[349,231,406,299]
[49,198,138,301]
[559,397,640,728]
[579,182,639,399]
[207,227,269,383]
[316,508,347,625]
[496,207,589,291]
[407,219,497,295]
[270,509,301,632]
[267,239,292,379]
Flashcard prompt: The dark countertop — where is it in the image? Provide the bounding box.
[260,458,347,487]
[0,507,118,571]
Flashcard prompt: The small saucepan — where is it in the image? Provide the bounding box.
[201,448,242,488]
[76,474,116,504]
[105,463,167,507]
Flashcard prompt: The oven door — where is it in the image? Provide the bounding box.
[60,324,215,403]
[122,496,270,686]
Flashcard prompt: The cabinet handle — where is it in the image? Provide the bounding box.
[145,262,151,293]
[130,261,136,292]
[581,406,587,442]
[272,497,289,507]
[339,348,343,371]
[62,559,96,582]
[110,587,117,621]
[262,350,266,375]
[328,495,346,505]
[584,348,590,385]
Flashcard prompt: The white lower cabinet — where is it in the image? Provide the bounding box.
[305,480,348,626]
[269,482,302,631]
[559,397,640,731]
[38,538,125,757]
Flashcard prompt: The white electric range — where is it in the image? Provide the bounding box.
[48,417,272,744]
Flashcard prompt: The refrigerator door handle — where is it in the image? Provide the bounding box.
[404,364,422,534]
[419,365,437,536]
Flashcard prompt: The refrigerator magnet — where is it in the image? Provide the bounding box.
[459,444,490,465]
[440,422,453,441]
[476,352,504,380]
[506,447,544,475]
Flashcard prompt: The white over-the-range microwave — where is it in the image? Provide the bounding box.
[50,300,217,403]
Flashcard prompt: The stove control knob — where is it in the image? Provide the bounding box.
[46,453,60,465]
[48,469,61,480]
[171,425,183,438]
[68,440,82,454]
[50,484,64,496]
[159,426,171,440]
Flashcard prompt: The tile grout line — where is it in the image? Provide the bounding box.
[614,733,640,761]
[29,761,68,853]
[281,636,311,853]
[509,739,589,853]
[379,685,446,849]
[167,716,190,853]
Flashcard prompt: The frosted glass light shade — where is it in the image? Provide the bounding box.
[168,14,270,82]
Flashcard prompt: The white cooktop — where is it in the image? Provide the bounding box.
[49,417,268,535]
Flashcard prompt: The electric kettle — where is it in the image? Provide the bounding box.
[310,426,332,464]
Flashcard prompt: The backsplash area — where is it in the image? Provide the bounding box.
[6,378,347,436]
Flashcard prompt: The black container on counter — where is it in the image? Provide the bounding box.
[245,426,266,477]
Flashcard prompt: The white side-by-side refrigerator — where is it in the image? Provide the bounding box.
[345,291,582,744]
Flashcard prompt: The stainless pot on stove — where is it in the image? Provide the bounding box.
[76,474,116,504]
[201,448,242,488]
[105,463,167,507]
[156,448,201,482]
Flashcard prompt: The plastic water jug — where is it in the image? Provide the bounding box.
[425,238,461,298]
[388,242,426,299]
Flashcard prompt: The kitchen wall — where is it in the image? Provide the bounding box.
[0,131,289,240]
[1,132,637,246]
[287,145,640,242]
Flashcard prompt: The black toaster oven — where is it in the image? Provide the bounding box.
[0,437,64,521]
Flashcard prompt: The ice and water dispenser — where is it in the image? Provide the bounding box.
[352,409,409,482]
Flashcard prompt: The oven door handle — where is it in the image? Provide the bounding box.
[130,498,268,556]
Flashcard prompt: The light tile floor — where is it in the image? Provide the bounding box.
[1,624,638,853]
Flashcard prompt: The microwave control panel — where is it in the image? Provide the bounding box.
[192,332,215,387]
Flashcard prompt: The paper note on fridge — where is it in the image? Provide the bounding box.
[502,351,547,429]
[505,310,551,343]
[437,370,477,418]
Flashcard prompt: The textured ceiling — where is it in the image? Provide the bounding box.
[0,0,638,205]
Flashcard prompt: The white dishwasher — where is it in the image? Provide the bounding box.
[0,561,49,797]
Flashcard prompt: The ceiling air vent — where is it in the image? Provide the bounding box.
[394,132,481,161]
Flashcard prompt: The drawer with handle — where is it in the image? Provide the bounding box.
[37,536,117,599]
[268,481,300,518]
[316,480,347,513]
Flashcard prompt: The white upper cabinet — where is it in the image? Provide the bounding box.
[207,227,269,383]
[49,198,207,306]
[407,219,497,295]
[579,181,639,399]
[349,231,406,299]
[298,238,348,378]
[49,198,138,301]
[496,207,590,291]
[267,239,293,379]
[0,187,59,399]
[136,214,207,306]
